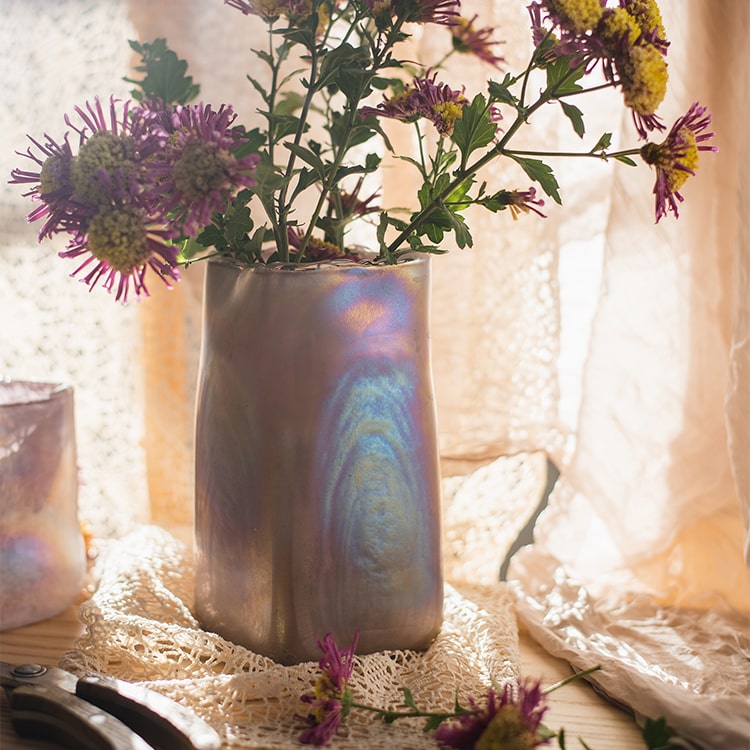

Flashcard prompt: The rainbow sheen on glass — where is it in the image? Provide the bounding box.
[0,381,84,630]
[194,258,443,664]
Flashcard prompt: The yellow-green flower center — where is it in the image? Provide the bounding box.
[475,705,537,750]
[86,206,152,273]
[598,8,642,48]
[619,43,668,115]
[70,132,138,205]
[39,154,69,195]
[624,0,666,41]
[171,141,230,200]
[548,0,603,33]
[432,101,464,134]
[641,128,699,192]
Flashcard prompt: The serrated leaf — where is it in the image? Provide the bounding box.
[560,101,585,138]
[509,155,562,204]
[452,94,497,161]
[125,38,199,105]
[591,132,612,152]
[488,74,518,106]
[545,57,584,96]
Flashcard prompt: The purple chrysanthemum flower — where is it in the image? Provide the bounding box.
[619,0,669,53]
[361,72,467,136]
[331,177,381,218]
[9,96,178,302]
[501,188,546,219]
[225,0,314,20]
[392,0,461,25]
[434,678,551,750]
[298,632,359,746]
[60,205,180,302]
[640,101,716,222]
[412,72,468,135]
[9,132,80,240]
[451,15,506,68]
[360,87,421,124]
[141,102,260,238]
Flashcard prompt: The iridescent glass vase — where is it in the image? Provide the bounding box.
[194,257,443,664]
[0,380,85,630]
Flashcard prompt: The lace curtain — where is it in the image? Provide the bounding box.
[1,1,748,747]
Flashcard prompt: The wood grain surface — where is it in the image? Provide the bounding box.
[1,608,646,749]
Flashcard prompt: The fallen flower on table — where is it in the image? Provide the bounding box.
[297,631,603,748]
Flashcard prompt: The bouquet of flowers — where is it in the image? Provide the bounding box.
[10,0,715,301]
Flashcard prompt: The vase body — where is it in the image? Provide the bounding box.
[194,258,443,664]
[0,380,85,630]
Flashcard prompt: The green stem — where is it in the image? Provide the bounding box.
[293,16,407,262]
[543,665,603,695]
[277,42,321,262]
[349,701,466,723]
[505,147,641,160]
[383,56,593,257]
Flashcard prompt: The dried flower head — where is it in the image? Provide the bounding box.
[141,102,260,238]
[640,101,717,221]
[434,679,551,750]
[450,15,506,68]
[298,632,359,746]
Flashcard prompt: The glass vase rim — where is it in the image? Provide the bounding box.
[0,378,73,408]
[206,254,430,275]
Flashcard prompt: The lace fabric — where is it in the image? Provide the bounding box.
[61,454,543,749]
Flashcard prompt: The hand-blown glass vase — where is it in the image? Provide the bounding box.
[0,380,85,630]
[194,256,443,664]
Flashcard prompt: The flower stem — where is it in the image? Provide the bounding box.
[543,665,603,695]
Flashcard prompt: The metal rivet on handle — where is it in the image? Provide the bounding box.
[10,664,47,678]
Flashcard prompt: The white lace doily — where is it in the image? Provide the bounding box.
[60,455,548,749]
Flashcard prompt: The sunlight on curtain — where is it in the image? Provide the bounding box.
[1,0,747,746]
[1,0,150,537]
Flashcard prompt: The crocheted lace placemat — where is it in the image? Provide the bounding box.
[61,454,547,749]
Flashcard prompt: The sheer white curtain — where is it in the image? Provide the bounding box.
[1,0,747,746]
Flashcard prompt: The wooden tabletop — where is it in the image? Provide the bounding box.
[0,606,645,749]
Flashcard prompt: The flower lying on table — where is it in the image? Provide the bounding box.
[298,632,691,749]
[10,0,716,302]
[298,631,591,747]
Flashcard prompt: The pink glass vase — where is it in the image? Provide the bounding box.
[0,380,85,630]
[194,257,443,664]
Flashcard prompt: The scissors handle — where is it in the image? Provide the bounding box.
[9,683,153,750]
[77,674,222,750]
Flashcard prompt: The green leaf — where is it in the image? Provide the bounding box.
[509,155,562,204]
[422,715,445,733]
[291,167,320,199]
[262,111,303,141]
[125,38,200,105]
[284,142,326,178]
[591,132,612,152]
[545,56,584,97]
[560,101,585,138]
[234,128,265,159]
[402,688,417,710]
[452,94,497,162]
[614,154,638,166]
[275,91,305,116]
[488,74,518,107]
[641,717,693,749]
